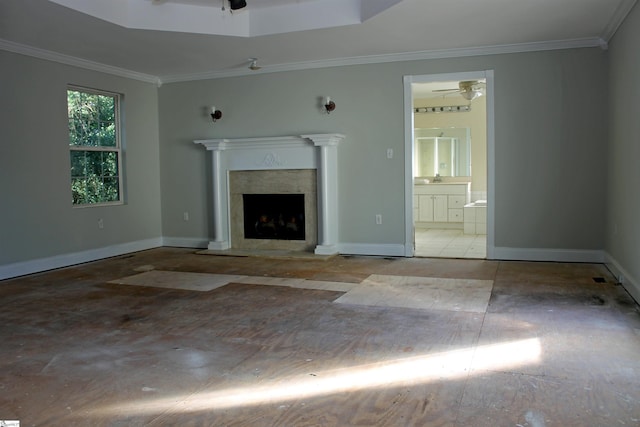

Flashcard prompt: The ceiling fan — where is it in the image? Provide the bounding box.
[433,80,485,101]
[228,0,247,10]
[152,0,247,11]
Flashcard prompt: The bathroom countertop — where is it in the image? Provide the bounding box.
[414,182,471,185]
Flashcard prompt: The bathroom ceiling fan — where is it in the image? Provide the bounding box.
[433,80,485,101]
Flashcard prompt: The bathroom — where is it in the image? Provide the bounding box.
[412,80,487,258]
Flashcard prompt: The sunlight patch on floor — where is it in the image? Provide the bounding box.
[90,338,541,416]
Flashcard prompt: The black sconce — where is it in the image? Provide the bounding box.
[324,96,336,114]
[211,106,222,122]
[229,0,247,10]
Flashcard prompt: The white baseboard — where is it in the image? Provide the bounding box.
[0,238,162,281]
[605,252,640,305]
[162,237,209,249]
[338,243,406,257]
[491,247,606,263]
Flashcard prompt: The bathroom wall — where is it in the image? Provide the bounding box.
[413,95,487,198]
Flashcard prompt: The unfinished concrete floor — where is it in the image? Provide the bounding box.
[1,247,639,426]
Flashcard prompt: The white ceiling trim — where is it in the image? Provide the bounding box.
[0,39,161,85]
[601,0,638,41]
[0,37,606,86]
[160,37,606,83]
[47,0,403,37]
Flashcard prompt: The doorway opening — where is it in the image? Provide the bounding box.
[403,71,495,259]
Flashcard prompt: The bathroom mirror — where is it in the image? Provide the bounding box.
[414,127,471,178]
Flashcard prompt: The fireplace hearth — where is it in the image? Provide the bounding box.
[243,194,305,240]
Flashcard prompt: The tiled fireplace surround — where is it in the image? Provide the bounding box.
[194,134,345,255]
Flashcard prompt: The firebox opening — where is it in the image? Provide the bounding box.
[243,194,305,240]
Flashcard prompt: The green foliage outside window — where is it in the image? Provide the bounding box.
[68,88,121,205]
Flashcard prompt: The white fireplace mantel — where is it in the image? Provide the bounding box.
[193,134,345,255]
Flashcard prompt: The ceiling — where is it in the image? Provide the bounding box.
[0,0,636,85]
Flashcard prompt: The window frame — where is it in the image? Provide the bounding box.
[68,85,124,207]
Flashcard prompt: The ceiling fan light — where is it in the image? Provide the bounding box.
[249,58,261,70]
[229,0,247,10]
[461,90,481,101]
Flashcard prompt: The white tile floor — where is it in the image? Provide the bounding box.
[415,228,486,259]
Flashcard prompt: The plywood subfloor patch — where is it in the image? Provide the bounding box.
[234,276,355,292]
[334,274,494,313]
[108,270,247,292]
[109,272,492,313]
[109,270,354,293]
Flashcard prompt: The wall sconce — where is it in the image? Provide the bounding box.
[210,106,222,122]
[324,96,336,114]
[229,0,247,10]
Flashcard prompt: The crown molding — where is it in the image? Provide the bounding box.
[160,37,606,83]
[601,0,638,42]
[0,38,162,86]
[1,36,604,86]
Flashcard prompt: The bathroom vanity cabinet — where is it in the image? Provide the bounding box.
[414,183,470,227]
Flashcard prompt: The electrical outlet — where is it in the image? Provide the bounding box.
[375,214,382,225]
[183,211,190,221]
[387,148,393,159]
[98,219,104,229]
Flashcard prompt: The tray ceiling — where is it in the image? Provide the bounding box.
[0,0,636,83]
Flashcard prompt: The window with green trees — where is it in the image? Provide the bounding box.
[68,87,122,205]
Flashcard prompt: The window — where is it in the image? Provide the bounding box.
[67,86,122,205]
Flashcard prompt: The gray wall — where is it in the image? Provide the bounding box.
[0,51,162,270]
[159,47,608,254]
[606,2,640,300]
[0,38,618,278]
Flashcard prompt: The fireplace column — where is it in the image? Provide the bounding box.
[209,147,230,250]
[303,134,344,255]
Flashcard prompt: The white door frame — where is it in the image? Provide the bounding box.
[403,70,495,258]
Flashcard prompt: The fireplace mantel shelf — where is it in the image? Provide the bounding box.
[194,134,344,150]
[194,134,345,255]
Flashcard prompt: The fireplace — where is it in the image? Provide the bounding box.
[229,169,316,251]
[243,194,305,240]
[194,134,345,255]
